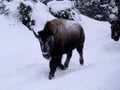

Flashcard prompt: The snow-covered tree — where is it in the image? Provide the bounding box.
[74,0,118,21]
[39,0,52,5]
[114,0,120,17]
[47,0,81,21]
[17,2,35,30]
[0,1,9,15]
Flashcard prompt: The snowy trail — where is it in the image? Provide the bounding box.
[0,13,120,90]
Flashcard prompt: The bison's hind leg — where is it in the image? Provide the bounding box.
[76,44,84,65]
[64,51,72,69]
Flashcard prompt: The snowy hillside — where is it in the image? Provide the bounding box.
[0,1,120,90]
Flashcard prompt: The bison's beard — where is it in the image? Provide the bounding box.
[42,53,51,60]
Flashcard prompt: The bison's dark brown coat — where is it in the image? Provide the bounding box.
[33,19,85,79]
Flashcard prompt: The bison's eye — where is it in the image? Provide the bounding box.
[48,41,52,45]
[47,38,52,45]
[47,36,54,45]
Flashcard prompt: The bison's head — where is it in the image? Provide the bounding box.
[110,23,120,41]
[33,30,54,60]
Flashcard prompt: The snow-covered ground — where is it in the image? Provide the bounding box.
[0,1,120,90]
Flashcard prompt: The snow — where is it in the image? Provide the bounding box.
[3,0,55,31]
[0,1,120,90]
[47,0,74,13]
[31,2,55,31]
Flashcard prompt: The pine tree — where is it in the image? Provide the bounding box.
[0,1,9,15]
[17,2,35,30]
[115,0,120,17]
[74,0,118,21]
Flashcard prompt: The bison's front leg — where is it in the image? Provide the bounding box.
[58,55,65,70]
[49,57,59,79]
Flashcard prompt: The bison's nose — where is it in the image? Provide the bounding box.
[114,37,119,41]
[112,35,119,41]
[42,52,51,59]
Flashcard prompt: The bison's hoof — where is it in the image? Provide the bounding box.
[48,75,53,80]
[80,60,84,65]
[48,76,52,80]
[59,64,65,70]
[48,74,54,80]
[64,63,68,69]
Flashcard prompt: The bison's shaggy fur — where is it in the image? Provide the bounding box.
[33,19,85,79]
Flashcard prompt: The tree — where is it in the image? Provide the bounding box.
[17,2,35,30]
[114,0,120,17]
[74,0,118,21]
[0,1,10,15]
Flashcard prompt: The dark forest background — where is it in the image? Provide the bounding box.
[0,0,120,22]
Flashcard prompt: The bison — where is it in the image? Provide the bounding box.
[33,18,85,79]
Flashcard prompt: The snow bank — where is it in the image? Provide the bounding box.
[47,0,74,13]
[0,1,120,90]
[3,0,55,31]
[47,0,81,21]
[31,2,55,31]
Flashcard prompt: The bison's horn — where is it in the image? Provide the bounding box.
[33,30,39,38]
